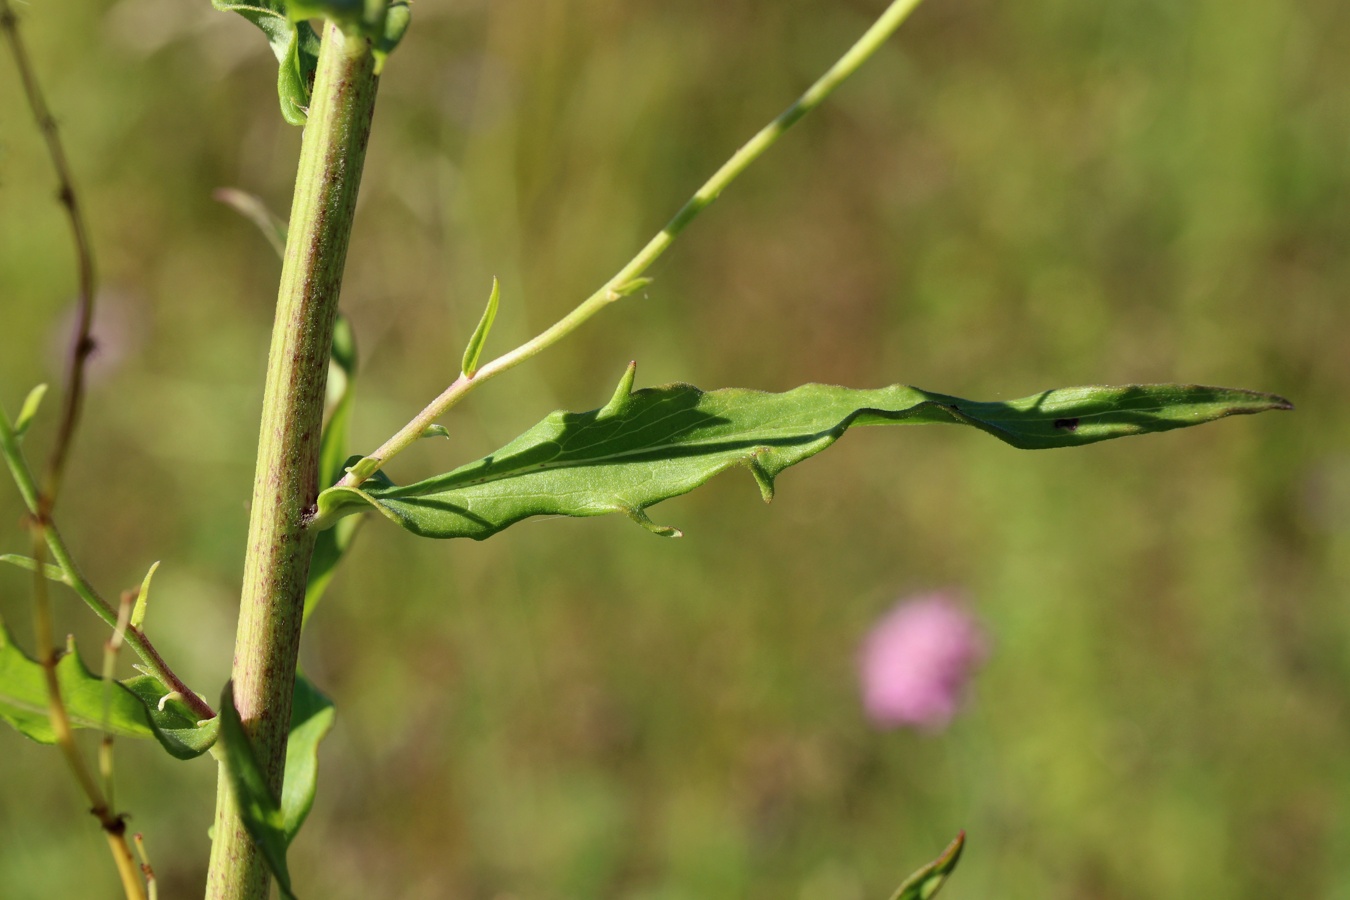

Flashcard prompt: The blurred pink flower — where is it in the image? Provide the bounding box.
[858,592,988,731]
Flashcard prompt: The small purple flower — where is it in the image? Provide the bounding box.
[858,592,988,731]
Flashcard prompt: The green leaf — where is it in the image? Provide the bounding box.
[14,384,47,438]
[218,681,297,899]
[130,560,160,630]
[303,516,360,625]
[279,674,336,843]
[0,622,151,743]
[121,676,219,759]
[281,0,411,73]
[211,1,319,125]
[889,832,964,900]
[0,553,66,584]
[315,365,1291,540]
[319,315,358,491]
[461,277,500,378]
[421,424,451,440]
[306,316,362,625]
[373,1,411,74]
[214,188,288,259]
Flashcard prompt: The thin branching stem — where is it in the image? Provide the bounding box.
[0,415,214,718]
[328,0,927,498]
[2,4,152,897]
[0,0,97,505]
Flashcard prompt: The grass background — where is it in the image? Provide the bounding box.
[1,0,1347,896]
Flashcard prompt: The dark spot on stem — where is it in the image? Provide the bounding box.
[1053,417,1080,432]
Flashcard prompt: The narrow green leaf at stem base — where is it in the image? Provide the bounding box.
[313,368,1291,540]
[218,682,297,900]
[461,277,500,378]
[889,832,964,900]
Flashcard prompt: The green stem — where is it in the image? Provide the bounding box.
[0,411,213,719]
[329,0,926,496]
[205,24,380,900]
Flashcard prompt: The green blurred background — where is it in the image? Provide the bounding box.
[2,0,1347,896]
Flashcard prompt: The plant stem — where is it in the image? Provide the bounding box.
[205,23,379,900]
[330,0,926,495]
[0,0,97,504]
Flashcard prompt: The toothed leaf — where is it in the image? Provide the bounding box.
[889,832,965,900]
[0,621,212,758]
[315,369,1290,540]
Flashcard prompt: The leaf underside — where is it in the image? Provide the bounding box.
[316,364,1291,541]
[217,674,335,897]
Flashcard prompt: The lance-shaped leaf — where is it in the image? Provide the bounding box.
[461,277,500,378]
[889,832,964,900]
[314,364,1290,540]
[279,674,335,843]
[219,681,297,899]
[14,384,47,438]
[0,553,66,583]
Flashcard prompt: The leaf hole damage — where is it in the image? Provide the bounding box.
[1053,417,1080,432]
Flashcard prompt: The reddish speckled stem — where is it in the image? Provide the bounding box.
[205,23,379,900]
